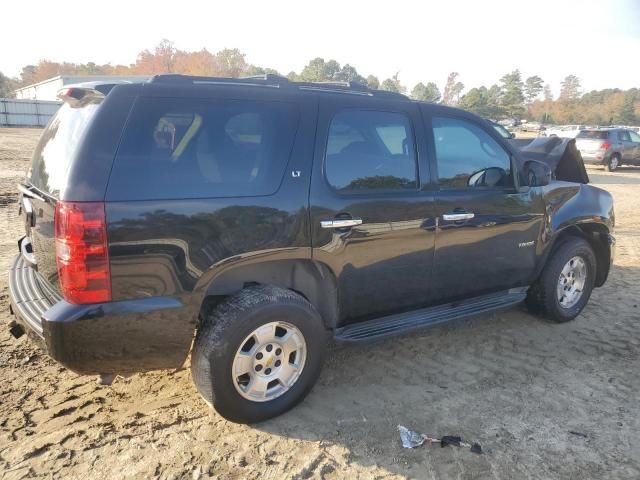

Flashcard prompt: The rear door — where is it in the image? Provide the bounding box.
[424,111,544,302]
[309,95,435,322]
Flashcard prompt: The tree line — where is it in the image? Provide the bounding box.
[1,39,638,125]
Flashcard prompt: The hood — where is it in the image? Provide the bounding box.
[517,137,589,184]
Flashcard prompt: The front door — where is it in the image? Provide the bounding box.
[309,96,436,322]
[424,112,545,302]
[627,130,640,163]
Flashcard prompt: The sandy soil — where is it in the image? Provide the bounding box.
[0,128,639,480]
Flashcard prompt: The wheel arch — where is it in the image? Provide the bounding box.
[198,259,339,330]
[546,223,612,287]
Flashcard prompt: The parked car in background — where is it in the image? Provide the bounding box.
[519,121,542,133]
[545,125,586,138]
[576,128,640,171]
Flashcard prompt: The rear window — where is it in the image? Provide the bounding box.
[107,97,298,200]
[29,102,100,196]
[577,130,609,140]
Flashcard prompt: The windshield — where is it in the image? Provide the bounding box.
[28,101,101,196]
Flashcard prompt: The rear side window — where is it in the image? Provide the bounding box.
[433,116,512,189]
[577,130,609,140]
[108,97,298,200]
[325,110,417,192]
[29,102,100,196]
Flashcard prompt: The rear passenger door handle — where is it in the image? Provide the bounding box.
[320,218,363,229]
[442,212,475,221]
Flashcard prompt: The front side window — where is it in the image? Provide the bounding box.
[629,131,640,143]
[618,130,631,142]
[432,116,512,189]
[325,110,418,192]
[108,97,298,200]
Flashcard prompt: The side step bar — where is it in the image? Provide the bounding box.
[335,288,528,343]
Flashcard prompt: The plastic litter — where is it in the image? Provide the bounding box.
[398,425,482,454]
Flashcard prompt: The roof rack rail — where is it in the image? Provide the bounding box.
[150,73,289,88]
[240,73,290,84]
[149,74,410,99]
[304,80,369,91]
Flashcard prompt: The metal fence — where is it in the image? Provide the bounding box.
[0,98,61,127]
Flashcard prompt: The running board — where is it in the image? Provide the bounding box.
[335,288,528,343]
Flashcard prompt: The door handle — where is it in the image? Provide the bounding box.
[442,212,475,221]
[320,218,363,229]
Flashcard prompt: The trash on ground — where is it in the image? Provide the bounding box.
[398,425,482,454]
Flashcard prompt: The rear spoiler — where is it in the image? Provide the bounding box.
[56,80,134,107]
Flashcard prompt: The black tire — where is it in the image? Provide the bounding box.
[607,154,620,172]
[191,285,328,423]
[526,237,596,323]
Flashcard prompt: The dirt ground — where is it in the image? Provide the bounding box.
[0,127,638,480]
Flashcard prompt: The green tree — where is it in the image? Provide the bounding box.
[459,86,505,118]
[366,75,380,89]
[380,73,406,93]
[300,57,341,82]
[244,65,281,77]
[20,65,37,85]
[524,75,544,103]
[411,82,441,102]
[0,72,16,97]
[559,75,581,100]
[442,72,464,105]
[334,64,367,84]
[459,87,488,114]
[499,70,525,118]
[212,48,248,77]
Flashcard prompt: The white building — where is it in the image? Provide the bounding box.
[13,75,150,101]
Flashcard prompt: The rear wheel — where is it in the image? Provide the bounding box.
[607,154,620,172]
[526,237,596,323]
[191,285,328,423]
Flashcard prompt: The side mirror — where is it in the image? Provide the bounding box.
[468,167,508,187]
[510,132,516,139]
[524,160,552,187]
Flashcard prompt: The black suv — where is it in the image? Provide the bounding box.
[9,75,615,423]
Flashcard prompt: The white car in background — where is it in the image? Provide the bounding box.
[545,125,586,138]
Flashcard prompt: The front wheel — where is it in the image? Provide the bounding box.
[191,285,328,423]
[526,237,596,323]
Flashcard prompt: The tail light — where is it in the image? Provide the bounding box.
[55,201,111,304]
[600,142,611,150]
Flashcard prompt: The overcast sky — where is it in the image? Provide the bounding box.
[2,0,639,95]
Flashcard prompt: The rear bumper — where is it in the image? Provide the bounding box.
[580,152,607,164]
[8,254,59,345]
[8,254,195,375]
